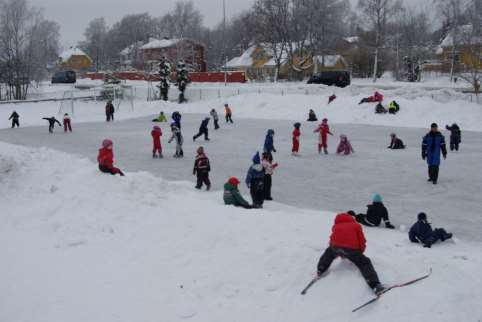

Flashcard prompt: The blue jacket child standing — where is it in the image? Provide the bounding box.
[409,212,452,248]
[422,123,447,184]
[246,152,265,208]
[263,129,276,161]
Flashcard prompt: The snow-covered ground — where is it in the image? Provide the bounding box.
[1,142,481,322]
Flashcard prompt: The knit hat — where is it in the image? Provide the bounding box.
[228,177,240,186]
[418,212,427,221]
[252,151,261,164]
[322,118,328,123]
[197,146,204,155]
[347,210,356,217]
[431,123,438,129]
[372,193,383,203]
[390,133,396,137]
[294,122,301,129]
[267,129,275,136]
[102,139,113,149]
[153,125,161,131]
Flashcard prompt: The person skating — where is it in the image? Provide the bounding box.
[307,109,318,122]
[422,123,447,184]
[263,129,276,161]
[225,103,233,123]
[388,133,405,149]
[168,122,184,158]
[193,117,210,141]
[292,122,301,156]
[336,134,354,155]
[42,117,62,133]
[63,113,72,132]
[348,194,395,229]
[223,177,252,209]
[152,111,167,122]
[171,111,182,129]
[445,123,461,151]
[105,100,115,122]
[261,152,278,201]
[151,125,163,158]
[314,118,333,154]
[210,109,220,130]
[97,139,125,176]
[316,213,385,295]
[388,101,400,114]
[245,152,265,208]
[8,111,19,128]
[193,146,211,190]
[409,212,453,248]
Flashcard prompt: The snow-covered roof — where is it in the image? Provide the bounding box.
[344,36,359,44]
[441,24,482,47]
[59,48,90,63]
[226,45,256,68]
[314,55,346,67]
[120,41,144,56]
[141,38,183,50]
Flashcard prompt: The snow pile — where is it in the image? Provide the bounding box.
[1,142,481,322]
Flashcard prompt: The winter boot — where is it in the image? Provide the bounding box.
[324,148,328,155]
[372,283,386,296]
[385,221,395,229]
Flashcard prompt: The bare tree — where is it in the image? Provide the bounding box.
[80,17,109,71]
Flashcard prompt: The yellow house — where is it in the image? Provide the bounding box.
[438,25,482,71]
[59,47,93,71]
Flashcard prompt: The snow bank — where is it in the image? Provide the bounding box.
[1,142,481,322]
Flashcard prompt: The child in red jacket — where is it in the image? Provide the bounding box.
[151,125,163,158]
[314,118,333,154]
[97,139,124,176]
[292,122,301,156]
[63,113,72,132]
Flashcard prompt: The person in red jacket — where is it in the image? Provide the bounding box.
[63,113,72,132]
[292,122,301,156]
[97,139,125,176]
[151,125,163,158]
[316,213,384,294]
[313,118,333,154]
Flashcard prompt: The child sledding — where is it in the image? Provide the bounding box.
[359,91,383,104]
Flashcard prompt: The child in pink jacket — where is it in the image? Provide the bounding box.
[336,134,354,155]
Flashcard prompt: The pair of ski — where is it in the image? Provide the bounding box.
[300,268,432,312]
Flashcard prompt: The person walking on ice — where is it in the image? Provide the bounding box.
[9,111,20,128]
[315,213,385,295]
[445,123,461,151]
[292,122,301,156]
[224,103,233,123]
[263,129,276,161]
[193,117,210,141]
[97,139,125,176]
[422,123,447,184]
[151,125,163,158]
[63,113,72,132]
[168,122,184,158]
[314,118,333,154]
[193,146,211,190]
[245,152,265,209]
[261,152,278,201]
[105,100,115,122]
[210,108,220,130]
[42,116,62,133]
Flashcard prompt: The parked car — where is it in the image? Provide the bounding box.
[51,70,76,84]
[307,70,351,87]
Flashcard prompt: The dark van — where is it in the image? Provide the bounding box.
[307,70,351,87]
[51,70,76,84]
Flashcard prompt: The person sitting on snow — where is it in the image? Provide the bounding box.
[315,213,385,295]
[388,101,400,114]
[358,91,384,104]
[42,116,62,133]
[223,177,252,209]
[336,134,354,155]
[307,109,318,122]
[409,212,452,248]
[388,133,405,149]
[445,123,461,151]
[97,139,125,176]
[375,102,387,114]
[328,94,337,104]
[348,194,395,229]
[152,111,167,122]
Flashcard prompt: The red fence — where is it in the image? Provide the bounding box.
[85,71,246,83]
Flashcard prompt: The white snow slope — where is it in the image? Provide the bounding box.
[1,142,481,322]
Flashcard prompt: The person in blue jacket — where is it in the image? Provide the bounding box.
[422,123,447,184]
[245,152,265,208]
[263,129,276,161]
[409,212,452,248]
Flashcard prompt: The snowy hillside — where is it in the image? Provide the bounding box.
[1,142,481,322]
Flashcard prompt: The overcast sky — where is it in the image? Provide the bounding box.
[30,0,423,49]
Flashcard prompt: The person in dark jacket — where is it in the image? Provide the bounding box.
[224,177,252,209]
[263,129,276,161]
[9,111,19,128]
[388,133,405,149]
[349,194,395,229]
[316,213,385,295]
[307,109,318,122]
[42,117,62,133]
[375,102,387,114]
[387,101,400,114]
[409,212,452,248]
[105,101,115,122]
[445,123,461,151]
[193,117,210,141]
[193,146,211,190]
[245,152,265,208]
[171,111,182,129]
[422,123,447,184]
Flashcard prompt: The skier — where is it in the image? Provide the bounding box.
[292,122,301,156]
[42,116,62,133]
[336,134,354,155]
[375,102,387,114]
[210,108,220,130]
[171,111,182,129]
[193,117,210,141]
[193,146,211,190]
[151,125,163,158]
[152,111,167,122]
[388,133,405,149]
[224,177,252,209]
[348,194,395,229]
[168,122,184,158]
[63,113,72,132]
[328,94,337,104]
[307,109,318,122]
[409,212,453,248]
[263,129,276,161]
[105,100,115,122]
[314,118,333,154]
[8,111,19,128]
[422,123,447,184]
[261,152,278,201]
[388,101,400,114]
[97,139,125,176]
[245,152,265,208]
[316,213,385,295]
[225,103,233,123]
[445,123,461,151]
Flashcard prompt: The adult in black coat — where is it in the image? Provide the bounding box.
[193,117,210,141]
[409,212,452,248]
[9,111,19,128]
